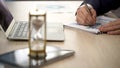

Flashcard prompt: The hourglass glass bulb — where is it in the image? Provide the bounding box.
[32,19,43,31]
[32,19,43,39]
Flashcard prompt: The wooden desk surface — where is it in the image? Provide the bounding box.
[0,1,120,68]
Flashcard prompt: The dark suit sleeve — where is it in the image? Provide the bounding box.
[86,0,120,16]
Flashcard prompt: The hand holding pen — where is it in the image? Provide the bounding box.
[76,0,97,26]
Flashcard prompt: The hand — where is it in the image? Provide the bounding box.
[99,19,120,35]
[76,5,96,26]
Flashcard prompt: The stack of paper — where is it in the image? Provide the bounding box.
[64,16,116,34]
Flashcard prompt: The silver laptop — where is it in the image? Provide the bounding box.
[0,0,64,41]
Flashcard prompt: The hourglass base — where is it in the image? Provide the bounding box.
[29,50,46,60]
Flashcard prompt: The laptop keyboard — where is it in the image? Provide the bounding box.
[9,22,64,41]
[14,22,28,38]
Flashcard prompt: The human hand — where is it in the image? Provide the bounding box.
[76,5,96,26]
[99,19,120,35]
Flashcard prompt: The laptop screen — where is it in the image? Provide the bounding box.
[0,0,13,32]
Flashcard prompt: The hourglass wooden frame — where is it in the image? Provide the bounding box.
[28,9,47,58]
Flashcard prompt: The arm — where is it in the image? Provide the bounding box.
[76,0,120,35]
[88,0,120,35]
[86,0,120,16]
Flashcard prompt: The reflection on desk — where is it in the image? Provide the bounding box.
[0,46,74,68]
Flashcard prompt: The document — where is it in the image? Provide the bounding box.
[64,16,116,34]
[37,3,75,13]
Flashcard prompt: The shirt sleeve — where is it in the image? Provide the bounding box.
[85,0,120,16]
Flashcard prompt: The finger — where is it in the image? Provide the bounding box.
[91,8,97,23]
[76,14,84,25]
[81,7,91,25]
[86,8,96,25]
[90,8,96,24]
[107,29,120,35]
[77,8,89,25]
[100,19,120,28]
[102,24,120,32]
[99,20,120,32]
[76,9,83,24]
[77,15,89,25]
[86,15,96,25]
[83,6,96,25]
[81,6,93,25]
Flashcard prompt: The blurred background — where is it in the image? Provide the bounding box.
[6,0,82,1]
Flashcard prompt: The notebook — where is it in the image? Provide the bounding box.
[0,0,64,41]
[64,16,116,34]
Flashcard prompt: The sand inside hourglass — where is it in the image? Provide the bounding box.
[32,18,43,39]
[32,19,43,31]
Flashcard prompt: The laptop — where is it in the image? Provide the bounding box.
[0,0,64,41]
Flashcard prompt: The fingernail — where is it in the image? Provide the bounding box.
[107,32,113,35]
[99,26,104,31]
[98,26,102,30]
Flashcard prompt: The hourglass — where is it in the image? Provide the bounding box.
[28,9,47,59]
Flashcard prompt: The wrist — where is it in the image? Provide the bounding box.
[75,3,93,15]
[80,3,93,9]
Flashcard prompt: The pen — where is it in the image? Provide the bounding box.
[84,0,92,16]
[75,0,92,16]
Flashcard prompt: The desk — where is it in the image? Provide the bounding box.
[0,1,120,68]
